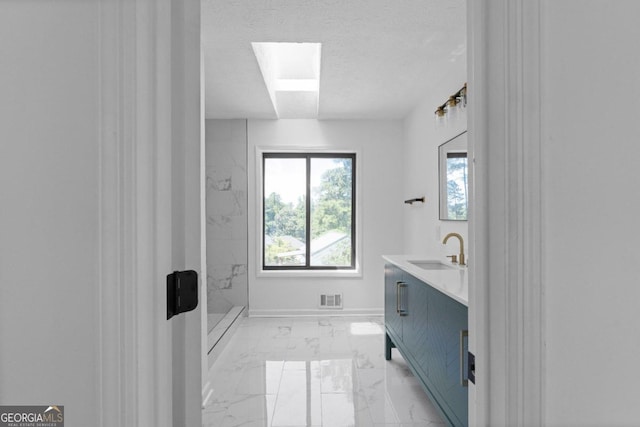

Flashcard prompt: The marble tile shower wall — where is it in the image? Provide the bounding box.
[206,119,248,314]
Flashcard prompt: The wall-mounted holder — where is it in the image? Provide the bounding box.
[167,270,198,320]
[404,197,425,205]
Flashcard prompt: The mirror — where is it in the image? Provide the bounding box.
[439,131,468,221]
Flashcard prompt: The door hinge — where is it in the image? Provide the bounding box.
[167,270,198,320]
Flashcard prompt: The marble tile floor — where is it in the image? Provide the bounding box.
[202,316,446,427]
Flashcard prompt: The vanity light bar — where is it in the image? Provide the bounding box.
[435,83,467,118]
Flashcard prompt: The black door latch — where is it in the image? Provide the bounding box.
[167,270,198,320]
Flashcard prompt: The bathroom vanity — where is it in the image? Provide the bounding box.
[383,255,469,427]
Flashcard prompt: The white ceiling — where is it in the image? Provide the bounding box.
[202,0,466,120]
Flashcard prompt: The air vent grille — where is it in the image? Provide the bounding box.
[319,294,343,309]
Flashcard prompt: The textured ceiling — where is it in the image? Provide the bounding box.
[202,0,466,120]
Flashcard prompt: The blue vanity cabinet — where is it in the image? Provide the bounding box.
[384,265,468,427]
[384,264,404,358]
[424,279,469,426]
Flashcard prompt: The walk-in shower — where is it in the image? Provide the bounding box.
[205,119,248,358]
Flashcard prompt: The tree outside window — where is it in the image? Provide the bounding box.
[446,154,468,220]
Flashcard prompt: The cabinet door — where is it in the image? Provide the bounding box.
[402,274,430,378]
[427,287,468,426]
[384,264,403,341]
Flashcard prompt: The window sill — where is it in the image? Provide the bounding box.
[257,268,362,279]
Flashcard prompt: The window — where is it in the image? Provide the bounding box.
[438,131,468,221]
[262,153,356,270]
[445,152,468,220]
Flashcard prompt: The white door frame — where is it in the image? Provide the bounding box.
[468,1,544,425]
[98,0,202,426]
[169,0,204,424]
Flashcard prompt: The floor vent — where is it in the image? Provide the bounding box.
[320,294,343,309]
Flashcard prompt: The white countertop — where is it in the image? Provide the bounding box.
[382,255,468,306]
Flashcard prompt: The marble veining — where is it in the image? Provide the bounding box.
[203,316,446,427]
[209,264,248,290]
[207,170,233,191]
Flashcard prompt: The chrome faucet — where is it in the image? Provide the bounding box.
[442,232,466,266]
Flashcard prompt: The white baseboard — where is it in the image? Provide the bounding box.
[248,308,383,317]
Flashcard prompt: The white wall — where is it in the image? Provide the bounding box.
[0,1,100,422]
[247,120,404,315]
[542,2,640,425]
[403,92,468,258]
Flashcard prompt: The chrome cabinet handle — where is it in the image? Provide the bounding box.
[396,281,407,315]
[460,330,469,387]
[398,282,408,316]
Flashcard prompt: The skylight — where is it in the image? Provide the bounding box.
[251,42,322,118]
[275,79,319,92]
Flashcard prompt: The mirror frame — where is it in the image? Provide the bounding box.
[438,131,468,221]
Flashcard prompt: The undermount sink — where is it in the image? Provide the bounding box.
[408,260,455,270]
